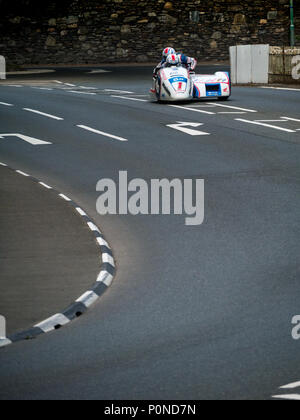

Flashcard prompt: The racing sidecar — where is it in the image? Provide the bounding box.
[150,65,231,102]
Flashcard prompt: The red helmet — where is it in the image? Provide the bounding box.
[166,54,179,66]
[163,47,176,58]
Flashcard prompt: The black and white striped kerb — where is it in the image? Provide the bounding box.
[0,162,116,348]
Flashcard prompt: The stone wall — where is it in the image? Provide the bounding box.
[0,0,294,66]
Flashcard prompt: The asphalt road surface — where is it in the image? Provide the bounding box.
[0,65,299,400]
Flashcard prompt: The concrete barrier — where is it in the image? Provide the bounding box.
[0,55,6,79]
[269,46,300,83]
[230,45,269,84]
[0,315,7,338]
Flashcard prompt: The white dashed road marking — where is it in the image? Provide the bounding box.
[189,104,216,108]
[16,170,30,177]
[235,118,297,133]
[111,95,147,102]
[69,90,97,95]
[8,70,56,76]
[281,116,300,123]
[96,237,109,247]
[76,207,87,217]
[102,253,115,267]
[217,111,247,114]
[105,89,135,94]
[88,69,111,74]
[261,86,300,92]
[23,108,64,121]
[79,86,98,90]
[272,380,300,400]
[76,291,99,308]
[87,222,101,233]
[59,193,72,202]
[169,104,215,115]
[35,313,70,333]
[210,103,258,113]
[280,381,300,389]
[39,182,52,189]
[32,87,54,91]
[97,271,114,287]
[256,119,288,123]
[273,394,300,400]
[77,124,128,142]
[0,102,13,106]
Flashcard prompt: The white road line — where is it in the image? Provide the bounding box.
[32,87,53,91]
[64,83,76,87]
[272,394,300,400]
[111,95,147,102]
[235,118,297,133]
[69,90,97,95]
[97,271,114,286]
[76,207,87,217]
[77,124,128,142]
[96,237,109,248]
[8,70,55,76]
[39,182,52,189]
[169,105,215,115]
[16,170,30,177]
[79,86,98,90]
[188,104,216,108]
[76,291,99,308]
[23,108,64,121]
[88,69,111,74]
[0,162,7,166]
[102,253,115,267]
[256,119,288,123]
[59,193,71,202]
[281,116,300,123]
[105,89,135,94]
[261,86,300,92]
[280,381,300,389]
[209,103,258,113]
[87,222,101,233]
[217,112,247,114]
[5,85,22,87]
[35,313,70,333]
[54,80,64,84]
[0,102,13,106]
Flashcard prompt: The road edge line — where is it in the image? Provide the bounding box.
[0,164,116,348]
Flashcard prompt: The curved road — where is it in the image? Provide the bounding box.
[0,66,299,400]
